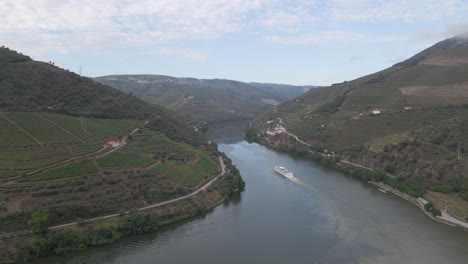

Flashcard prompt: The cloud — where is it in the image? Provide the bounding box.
[1,0,467,57]
[0,0,271,55]
[408,22,468,47]
[326,0,468,22]
[158,48,209,61]
[445,23,468,38]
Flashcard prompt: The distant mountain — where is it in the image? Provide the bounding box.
[95,75,312,123]
[252,35,468,206]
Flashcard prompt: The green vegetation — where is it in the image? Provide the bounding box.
[0,47,31,63]
[18,211,194,262]
[96,152,154,167]
[316,94,345,114]
[27,208,51,233]
[0,47,245,263]
[424,202,442,217]
[0,115,37,146]
[71,145,102,156]
[167,164,191,182]
[180,158,218,187]
[213,162,245,200]
[19,160,98,182]
[151,160,175,174]
[0,47,154,120]
[0,148,70,161]
[252,35,468,203]
[0,112,143,147]
[430,177,468,201]
[245,127,258,143]
[96,74,309,123]
[1,156,68,171]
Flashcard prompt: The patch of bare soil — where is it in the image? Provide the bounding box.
[400,82,468,98]
[419,56,468,66]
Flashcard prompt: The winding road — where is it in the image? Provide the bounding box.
[49,156,226,231]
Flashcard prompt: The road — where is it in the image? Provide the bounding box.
[282,129,312,147]
[49,156,226,231]
[0,127,142,184]
[279,128,397,178]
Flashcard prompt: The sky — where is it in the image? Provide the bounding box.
[1,0,468,86]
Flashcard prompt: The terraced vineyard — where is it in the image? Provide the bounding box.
[0,112,145,180]
[0,112,143,147]
[0,144,103,179]
[0,128,221,234]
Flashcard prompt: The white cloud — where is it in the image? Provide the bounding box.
[0,0,467,57]
[326,0,468,22]
[0,0,271,55]
[158,48,209,61]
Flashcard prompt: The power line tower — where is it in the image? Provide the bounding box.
[80,116,87,133]
[79,65,82,76]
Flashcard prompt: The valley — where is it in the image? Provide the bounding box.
[95,75,311,124]
[0,48,244,263]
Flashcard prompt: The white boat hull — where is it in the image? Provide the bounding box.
[274,166,294,179]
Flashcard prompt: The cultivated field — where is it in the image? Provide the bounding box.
[0,129,220,233]
[0,112,143,147]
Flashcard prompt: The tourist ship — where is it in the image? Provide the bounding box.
[274,166,294,179]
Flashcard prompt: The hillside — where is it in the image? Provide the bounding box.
[0,48,244,262]
[95,75,311,123]
[251,35,468,217]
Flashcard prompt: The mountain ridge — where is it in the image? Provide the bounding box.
[95,74,313,123]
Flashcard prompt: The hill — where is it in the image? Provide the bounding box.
[95,75,311,123]
[251,35,468,217]
[0,47,244,262]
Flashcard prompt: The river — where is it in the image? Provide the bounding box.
[34,121,468,264]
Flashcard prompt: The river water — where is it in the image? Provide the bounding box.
[34,121,468,264]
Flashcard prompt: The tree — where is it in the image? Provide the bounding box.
[28,208,51,233]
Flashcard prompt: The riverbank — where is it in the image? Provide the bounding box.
[369,181,468,231]
[250,130,468,232]
[0,156,245,263]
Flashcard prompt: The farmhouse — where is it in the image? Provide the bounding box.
[403,106,413,111]
[106,141,121,148]
[266,125,285,135]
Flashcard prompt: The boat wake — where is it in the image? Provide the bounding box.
[286,175,317,193]
[273,166,317,193]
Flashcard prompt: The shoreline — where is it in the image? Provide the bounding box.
[368,181,468,231]
[252,131,468,232]
[0,156,245,263]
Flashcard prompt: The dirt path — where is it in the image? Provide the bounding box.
[282,129,313,147]
[49,156,226,231]
[279,128,396,178]
[0,127,141,183]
